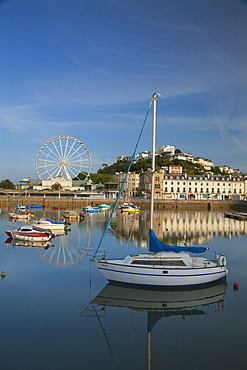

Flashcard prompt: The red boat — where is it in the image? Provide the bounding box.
[5,225,54,242]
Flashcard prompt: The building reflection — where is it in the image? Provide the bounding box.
[111,210,247,248]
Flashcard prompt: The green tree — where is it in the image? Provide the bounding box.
[0,179,15,189]
[90,173,114,183]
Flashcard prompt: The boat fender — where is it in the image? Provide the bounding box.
[219,255,226,266]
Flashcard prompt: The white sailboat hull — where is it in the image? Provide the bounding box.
[92,260,228,287]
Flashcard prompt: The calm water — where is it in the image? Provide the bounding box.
[1,207,247,370]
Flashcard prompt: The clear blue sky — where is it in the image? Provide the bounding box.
[0,0,246,183]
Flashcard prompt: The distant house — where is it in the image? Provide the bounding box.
[168,165,183,174]
[113,172,140,197]
[134,151,150,161]
[193,157,214,170]
[172,152,194,162]
[219,165,239,174]
[156,145,175,156]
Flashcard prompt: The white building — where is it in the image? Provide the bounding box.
[155,145,175,156]
[162,174,245,200]
[172,152,194,162]
[134,151,150,161]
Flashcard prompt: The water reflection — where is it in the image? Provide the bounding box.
[88,282,227,370]
[111,210,247,248]
[5,237,53,249]
[36,230,90,267]
[4,224,91,267]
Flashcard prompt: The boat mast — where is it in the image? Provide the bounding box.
[150,93,160,230]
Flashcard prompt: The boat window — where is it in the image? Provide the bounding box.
[131,260,186,266]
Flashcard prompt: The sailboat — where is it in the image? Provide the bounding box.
[91,93,228,287]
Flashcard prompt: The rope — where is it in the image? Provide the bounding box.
[93,98,153,257]
[158,99,177,150]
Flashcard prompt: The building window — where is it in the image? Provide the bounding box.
[200,188,203,193]
[155,184,160,189]
[195,188,197,193]
[183,188,186,192]
[171,187,174,192]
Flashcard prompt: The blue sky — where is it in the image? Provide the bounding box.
[0,0,247,183]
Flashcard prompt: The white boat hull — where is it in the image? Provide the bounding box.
[92,260,228,287]
[32,223,65,231]
[9,213,32,219]
[11,232,52,242]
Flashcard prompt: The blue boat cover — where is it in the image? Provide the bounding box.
[45,218,64,224]
[149,229,207,254]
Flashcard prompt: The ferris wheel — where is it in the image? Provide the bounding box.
[35,136,92,180]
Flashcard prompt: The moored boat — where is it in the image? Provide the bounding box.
[31,218,68,231]
[63,211,84,220]
[15,204,26,210]
[120,203,140,213]
[26,204,43,209]
[97,204,111,209]
[82,206,101,213]
[5,225,54,242]
[9,212,33,220]
[91,93,228,288]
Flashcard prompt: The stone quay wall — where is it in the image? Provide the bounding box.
[0,196,247,212]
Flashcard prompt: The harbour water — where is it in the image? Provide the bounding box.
[1,207,247,369]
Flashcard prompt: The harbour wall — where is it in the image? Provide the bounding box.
[0,196,247,212]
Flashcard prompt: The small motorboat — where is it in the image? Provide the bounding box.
[26,204,43,209]
[63,211,84,220]
[120,203,140,213]
[9,212,33,220]
[31,218,69,231]
[5,225,54,242]
[97,204,111,209]
[82,206,101,213]
[15,204,26,210]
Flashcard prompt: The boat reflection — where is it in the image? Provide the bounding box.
[5,237,53,249]
[92,281,227,314]
[91,282,227,369]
